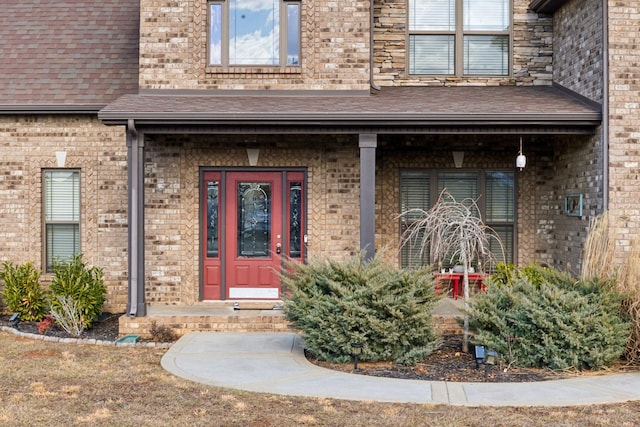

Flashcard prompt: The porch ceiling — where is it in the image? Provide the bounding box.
[99,85,601,134]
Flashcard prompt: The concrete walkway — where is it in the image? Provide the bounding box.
[161,332,640,406]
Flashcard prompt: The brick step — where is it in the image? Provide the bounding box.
[120,312,464,339]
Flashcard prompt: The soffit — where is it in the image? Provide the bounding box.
[99,86,601,134]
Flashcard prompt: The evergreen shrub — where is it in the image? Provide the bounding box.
[469,263,630,370]
[0,261,48,321]
[282,252,441,366]
[50,254,106,329]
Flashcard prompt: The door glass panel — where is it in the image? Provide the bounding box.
[237,182,271,257]
[207,181,219,257]
[289,181,302,258]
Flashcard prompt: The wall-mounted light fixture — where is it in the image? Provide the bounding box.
[452,151,464,168]
[55,151,67,168]
[247,148,260,166]
[516,137,526,170]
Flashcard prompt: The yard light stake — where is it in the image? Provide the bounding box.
[10,313,20,329]
[351,342,363,371]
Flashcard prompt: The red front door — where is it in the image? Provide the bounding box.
[202,170,305,300]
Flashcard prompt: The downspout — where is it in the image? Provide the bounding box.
[127,119,139,317]
[370,0,381,91]
[602,0,609,210]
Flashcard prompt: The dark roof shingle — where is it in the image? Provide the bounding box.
[0,1,139,109]
[99,86,601,133]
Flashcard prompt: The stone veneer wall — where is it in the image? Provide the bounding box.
[143,134,362,304]
[139,0,371,90]
[607,1,640,259]
[0,115,129,312]
[373,0,553,86]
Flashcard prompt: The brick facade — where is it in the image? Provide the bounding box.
[1,0,617,314]
[607,0,640,257]
[0,116,129,312]
[139,0,371,90]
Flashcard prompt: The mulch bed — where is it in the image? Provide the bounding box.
[0,312,122,342]
[305,335,575,383]
[2,313,637,383]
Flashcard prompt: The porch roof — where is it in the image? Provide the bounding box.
[99,85,601,134]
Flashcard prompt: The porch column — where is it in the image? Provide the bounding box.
[126,119,146,317]
[359,133,377,260]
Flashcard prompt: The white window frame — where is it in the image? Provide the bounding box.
[208,0,301,67]
[43,169,81,272]
[407,0,511,77]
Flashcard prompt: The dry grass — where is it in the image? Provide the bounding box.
[582,212,640,363]
[1,332,639,427]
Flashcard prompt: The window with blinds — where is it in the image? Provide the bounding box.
[408,0,510,76]
[400,170,514,269]
[44,170,80,271]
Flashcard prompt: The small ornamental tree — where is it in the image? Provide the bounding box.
[400,190,500,352]
[282,251,441,366]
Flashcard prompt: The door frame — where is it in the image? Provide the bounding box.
[199,167,307,300]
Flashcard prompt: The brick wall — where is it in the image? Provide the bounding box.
[607,1,640,258]
[553,0,604,103]
[142,134,362,304]
[139,0,371,90]
[0,115,129,312]
[373,0,553,86]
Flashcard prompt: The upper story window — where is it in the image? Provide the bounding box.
[209,0,301,67]
[408,0,510,76]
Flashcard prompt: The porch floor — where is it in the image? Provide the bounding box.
[119,298,466,339]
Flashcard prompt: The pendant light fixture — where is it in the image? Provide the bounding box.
[516,137,526,170]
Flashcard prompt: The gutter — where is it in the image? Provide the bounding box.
[0,104,104,114]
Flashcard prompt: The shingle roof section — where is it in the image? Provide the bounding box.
[0,1,139,109]
[99,86,601,130]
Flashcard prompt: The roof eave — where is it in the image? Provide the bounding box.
[98,112,602,127]
[0,104,104,115]
[529,0,569,14]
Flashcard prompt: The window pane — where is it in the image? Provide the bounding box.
[464,0,509,31]
[489,225,513,265]
[409,0,455,31]
[486,172,514,222]
[46,224,79,269]
[237,182,271,257]
[409,35,454,74]
[289,181,302,258]
[437,171,478,203]
[286,3,300,65]
[207,181,219,257]
[464,35,508,75]
[229,0,279,65]
[400,171,431,268]
[209,3,222,65]
[44,171,79,221]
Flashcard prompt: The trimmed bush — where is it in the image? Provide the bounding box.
[0,261,48,321]
[469,263,630,370]
[282,252,441,366]
[49,254,106,329]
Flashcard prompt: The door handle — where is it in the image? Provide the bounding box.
[276,243,282,254]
